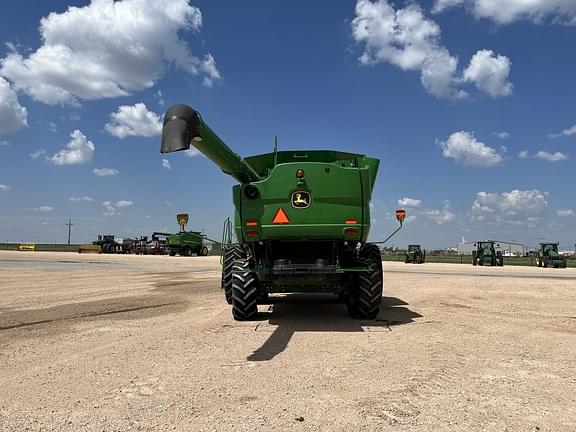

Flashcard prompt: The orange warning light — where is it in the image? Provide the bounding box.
[272,208,290,224]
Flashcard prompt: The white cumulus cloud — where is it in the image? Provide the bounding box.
[0,184,11,191]
[432,0,576,25]
[493,131,510,139]
[0,0,220,106]
[69,196,93,202]
[49,130,94,165]
[184,148,200,157]
[557,209,575,217]
[30,149,47,160]
[549,124,576,138]
[518,150,569,162]
[398,197,422,207]
[439,131,503,167]
[102,199,132,216]
[115,200,133,208]
[93,168,119,176]
[0,77,28,134]
[534,151,569,162]
[463,49,513,97]
[30,206,54,212]
[426,203,456,224]
[162,159,171,169]
[105,103,162,138]
[471,189,548,224]
[351,0,512,99]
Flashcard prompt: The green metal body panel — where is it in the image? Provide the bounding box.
[232,151,378,244]
[168,231,203,248]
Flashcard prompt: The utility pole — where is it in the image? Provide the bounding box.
[65,219,73,245]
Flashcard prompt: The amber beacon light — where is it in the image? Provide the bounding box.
[395,209,406,225]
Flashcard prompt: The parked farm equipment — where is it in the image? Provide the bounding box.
[161,104,405,320]
[405,244,425,264]
[472,241,504,266]
[166,213,212,256]
[535,242,567,268]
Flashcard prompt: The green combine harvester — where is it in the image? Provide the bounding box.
[472,241,504,267]
[535,242,566,268]
[405,244,425,264]
[161,104,404,320]
[166,213,210,256]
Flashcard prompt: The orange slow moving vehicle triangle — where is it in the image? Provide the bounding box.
[272,208,290,224]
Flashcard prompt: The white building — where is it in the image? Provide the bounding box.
[457,240,525,256]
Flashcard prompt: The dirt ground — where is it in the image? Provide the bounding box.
[0,250,575,432]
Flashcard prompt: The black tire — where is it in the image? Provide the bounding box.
[543,257,548,268]
[169,250,176,256]
[183,247,192,257]
[472,251,477,266]
[221,245,244,305]
[231,258,259,321]
[348,244,383,319]
[200,246,209,256]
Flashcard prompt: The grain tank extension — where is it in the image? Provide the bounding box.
[161,104,404,321]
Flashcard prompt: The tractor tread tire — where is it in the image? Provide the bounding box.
[221,245,244,305]
[231,258,259,321]
[350,244,383,319]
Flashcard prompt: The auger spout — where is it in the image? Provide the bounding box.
[161,104,261,183]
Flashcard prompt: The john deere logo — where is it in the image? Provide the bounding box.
[291,191,310,208]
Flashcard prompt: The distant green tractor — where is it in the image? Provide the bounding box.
[472,241,504,267]
[93,234,120,254]
[405,244,425,264]
[535,242,566,268]
[167,213,211,256]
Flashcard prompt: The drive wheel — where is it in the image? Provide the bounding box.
[221,244,244,305]
[231,258,259,321]
[472,251,477,266]
[543,257,548,268]
[348,244,383,319]
[199,246,209,256]
[169,250,176,256]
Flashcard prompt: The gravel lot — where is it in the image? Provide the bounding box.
[1,250,575,431]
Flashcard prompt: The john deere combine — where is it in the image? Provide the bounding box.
[161,104,405,320]
[405,244,425,264]
[166,213,211,256]
[472,241,504,266]
[535,242,566,268]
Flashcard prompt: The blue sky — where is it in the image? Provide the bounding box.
[0,0,574,250]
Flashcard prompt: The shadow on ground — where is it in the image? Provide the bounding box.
[247,294,422,361]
